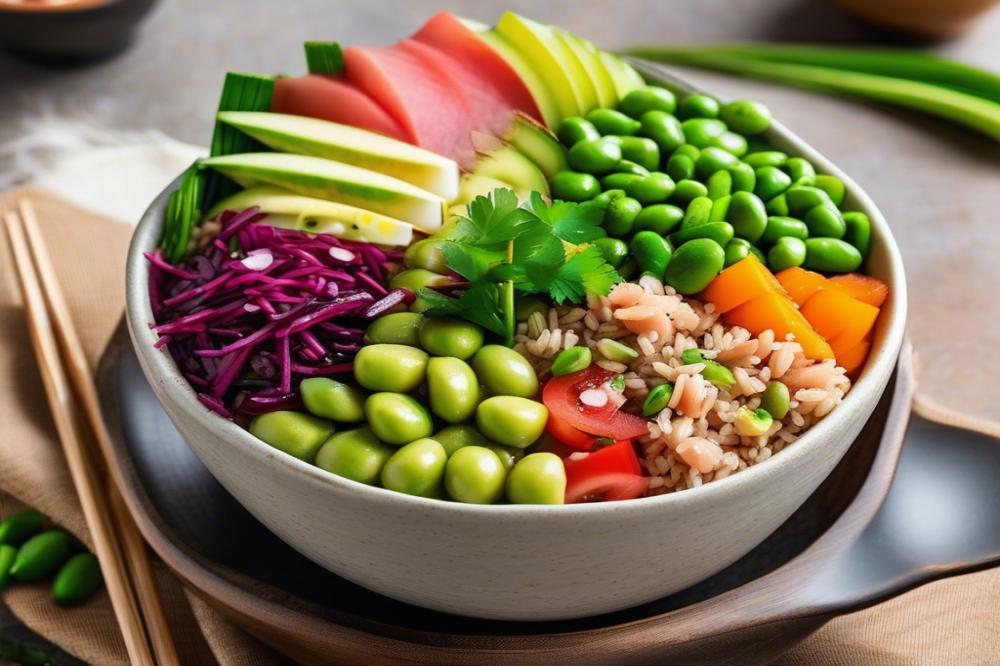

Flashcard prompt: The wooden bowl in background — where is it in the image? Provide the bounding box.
[838,0,999,38]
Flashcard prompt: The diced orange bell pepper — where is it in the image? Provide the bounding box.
[701,255,785,314]
[827,273,889,308]
[831,338,871,376]
[775,267,828,307]
[800,287,880,349]
[726,291,834,360]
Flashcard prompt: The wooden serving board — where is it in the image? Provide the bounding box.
[96,330,1000,665]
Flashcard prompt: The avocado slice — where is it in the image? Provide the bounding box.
[207,186,414,246]
[200,153,446,232]
[560,31,619,110]
[500,112,568,180]
[470,146,550,198]
[495,12,586,120]
[216,111,459,200]
[454,174,518,206]
[600,51,646,99]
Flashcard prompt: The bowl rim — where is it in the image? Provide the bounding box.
[125,70,907,520]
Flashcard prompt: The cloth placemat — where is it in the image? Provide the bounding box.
[0,186,997,665]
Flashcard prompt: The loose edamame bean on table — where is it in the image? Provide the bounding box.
[363,312,423,347]
[300,377,366,423]
[316,427,394,485]
[551,346,592,377]
[419,316,484,359]
[0,544,16,591]
[620,86,677,118]
[506,453,566,504]
[10,530,69,582]
[354,343,428,392]
[52,553,103,607]
[568,137,622,175]
[0,510,47,546]
[557,116,600,147]
[551,171,601,202]
[719,99,772,135]
[250,410,333,461]
[365,393,433,445]
[445,446,507,504]
[586,108,641,136]
[665,238,726,295]
[471,345,539,398]
[633,204,684,235]
[475,396,548,449]
[381,438,447,498]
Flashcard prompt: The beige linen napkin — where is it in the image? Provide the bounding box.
[0,187,997,664]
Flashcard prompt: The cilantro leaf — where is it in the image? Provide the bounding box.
[526,192,606,245]
[442,243,503,282]
[547,246,621,304]
[452,188,534,250]
[415,284,507,337]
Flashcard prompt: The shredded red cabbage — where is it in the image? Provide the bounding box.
[146,207,413,418]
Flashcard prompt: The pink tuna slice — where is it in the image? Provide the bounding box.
[271,75,412,142]
[410,12,543,125]
[344,45,477,168]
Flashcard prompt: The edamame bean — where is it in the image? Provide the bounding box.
[403,238,449,273]
[680,348,703,364]
[249,411,333,461]
[673,144,700,160]
[760,381,790,420]
[316,427,394,485]
[671,179,708,204]
[743,151,788,169]
[720,99,772,135]
[633,204,684,235]
[710,195,731,221]
[723,238,762,267]
[726,162,756,193]
[642,383,674,416]
[760,216,810,247]
[0,544,15,591]
[365,393,433,445]
[472,345,539,398]
[10,530,69,582]
[444,446,507,504]
[665,153,695,181]
[702,360,736,388]
[476,396,548,449]
[0,511,47,547]
[813,174,846,207]
[551,346,592,377]
[681,117,726,147]
[726,191,768,242]
[354,344,428,392]
[768,237,807,272]
[364,312,424,347]
[620,86,677,118]
[784,157,816,185]
[665,239,725,294]
[300,378,366,423]
[669,221,734,248]
[631,231,673,278]
[766,193,789,216]
[638,110,685,154]
[625,172,675,204]
[677,93,721,119]
[591,188,626,207]
[427,357,479,423]
[568,138,622,175]
[680,196,713,229]
[596,338,639,362]
[707,170,732,200]
[619,136,661,171]
[695,146,739,179]
[432,424,493,457]
[586,108,641,136]
[735,407,774,437]
[506,453,566,504]
[551,171,601,202]
[515,295,548,322]
[843,211,872,259]
[389,268,452,292]
[557,116,600,146]
[614,159,650,177]
[487,445,523,471]
[52,553,103,607]
[602,196,642,237]
[714,131,748,157]
[803,238,863,273]
[785,186,833,216]
[419,317,484,359]
[593,237,629,268]
[804,204,846,239]
[601,172,642,191]
[754,166,793,202]
[381,438,447,498]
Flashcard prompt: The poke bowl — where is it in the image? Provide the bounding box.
[125,12,906,621]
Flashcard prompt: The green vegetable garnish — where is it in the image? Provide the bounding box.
[304,41,344,75]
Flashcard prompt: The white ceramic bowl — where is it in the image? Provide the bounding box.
[125,68,906,621]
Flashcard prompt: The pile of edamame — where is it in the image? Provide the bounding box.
[249,313,567,504]
[0,510,104,607]
[552,86,873,294]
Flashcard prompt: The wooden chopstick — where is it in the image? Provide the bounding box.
[17,199,182,665]
[3,209,158,666]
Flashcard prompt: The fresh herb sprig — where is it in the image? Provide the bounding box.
[418,189,620,346]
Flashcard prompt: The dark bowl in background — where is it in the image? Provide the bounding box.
[0,0,157,63]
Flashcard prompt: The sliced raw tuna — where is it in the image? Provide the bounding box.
[271,75,411,142]
[411,12,543,125]
[344,45,477,168]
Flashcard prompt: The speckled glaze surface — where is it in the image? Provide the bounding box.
[124,68,906,621]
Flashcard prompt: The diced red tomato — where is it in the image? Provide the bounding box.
[545,413,599,451]
[542,366,650,440]
[564,441,647,503]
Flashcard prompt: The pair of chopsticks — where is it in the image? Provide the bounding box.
[3,200,179,666]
